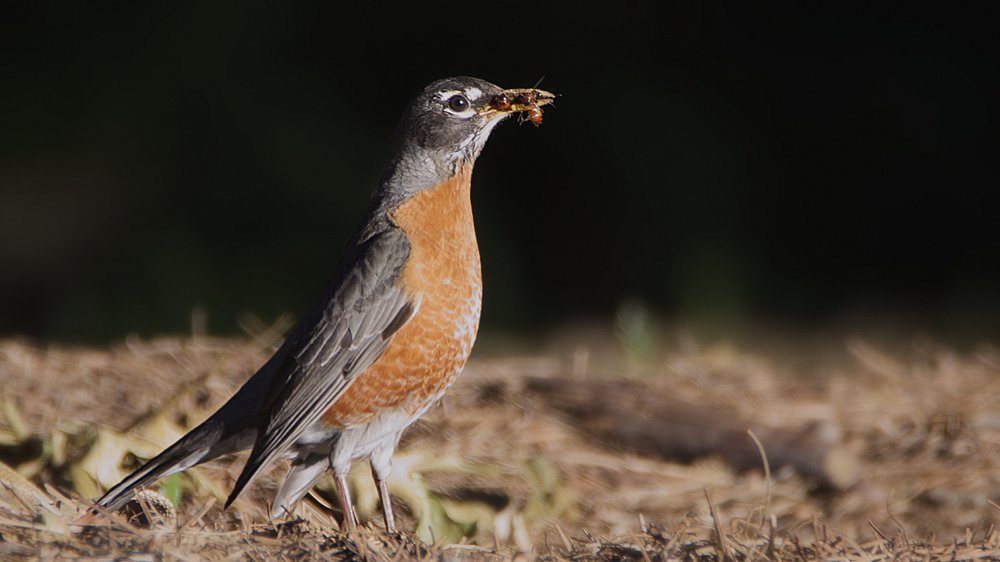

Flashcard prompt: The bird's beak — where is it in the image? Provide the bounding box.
[482,88,557,124]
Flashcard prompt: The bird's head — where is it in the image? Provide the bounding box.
[394,76,556,167]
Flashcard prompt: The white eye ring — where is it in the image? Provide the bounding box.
[438,89,477,118]
[447,94,469,113]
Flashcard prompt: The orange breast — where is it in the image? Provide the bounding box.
[322,165,483,427]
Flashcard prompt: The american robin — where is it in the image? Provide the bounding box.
[91,77,555,531]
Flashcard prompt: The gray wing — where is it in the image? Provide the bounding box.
[225,227,416,507]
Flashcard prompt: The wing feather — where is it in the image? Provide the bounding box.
[225,228,416,507]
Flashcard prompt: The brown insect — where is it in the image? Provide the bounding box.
[489,88,555,127]
[491,92,512,112]
[511,90,539,106]
[524,106,544,126]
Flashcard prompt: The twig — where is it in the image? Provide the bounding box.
[746,429,772,524]
[555,524,573,552]
[868,520,890,554]
[705,488,732,562]
[180,498,217,532]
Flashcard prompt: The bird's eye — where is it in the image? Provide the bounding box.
[447,94,470,112]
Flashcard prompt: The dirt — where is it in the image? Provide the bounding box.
[0,328,998,560]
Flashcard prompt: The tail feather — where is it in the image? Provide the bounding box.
[268,453,329,518]
[94,321,299,514]
[97,420,253,512]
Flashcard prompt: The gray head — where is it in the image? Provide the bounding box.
[378,76,555,195]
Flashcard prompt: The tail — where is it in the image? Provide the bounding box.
[94,340,295,513]
[96,419,254,512]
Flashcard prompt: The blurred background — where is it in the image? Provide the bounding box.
[2,3,998,347]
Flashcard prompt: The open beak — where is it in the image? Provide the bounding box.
[482,87,557,125]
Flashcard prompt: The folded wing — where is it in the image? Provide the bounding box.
[225,227,416,507]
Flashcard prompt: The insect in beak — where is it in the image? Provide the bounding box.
[486,88,557,126]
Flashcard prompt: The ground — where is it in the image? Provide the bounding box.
[0,322,998,560]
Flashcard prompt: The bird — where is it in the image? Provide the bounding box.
[90,76,555,531]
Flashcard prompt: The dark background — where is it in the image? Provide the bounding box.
[2,3,998,346]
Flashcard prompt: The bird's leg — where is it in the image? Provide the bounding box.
[374,467,396,533]
[370,446,396,533]
[334,472,358,529]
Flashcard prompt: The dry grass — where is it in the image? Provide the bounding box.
[0,327,998,560]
